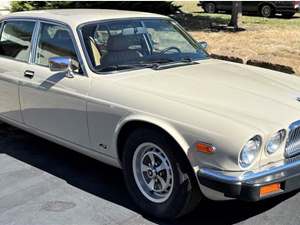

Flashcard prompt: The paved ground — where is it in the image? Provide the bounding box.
[0,122,299,225]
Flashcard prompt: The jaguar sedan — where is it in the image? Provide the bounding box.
[0,9,299,219]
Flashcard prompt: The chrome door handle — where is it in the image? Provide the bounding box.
[24,70,35,79]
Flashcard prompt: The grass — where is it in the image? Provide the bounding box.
[176,1,300,28]
[174,1,300,74]
[193,12,300,28]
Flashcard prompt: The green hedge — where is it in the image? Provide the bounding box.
[11,1,181,15]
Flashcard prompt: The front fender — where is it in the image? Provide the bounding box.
[113,114,190,166]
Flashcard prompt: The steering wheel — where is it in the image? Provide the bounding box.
[159,46,182,55]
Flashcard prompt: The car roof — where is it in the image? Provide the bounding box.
[4,9,168,28]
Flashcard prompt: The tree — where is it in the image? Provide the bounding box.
[228,1,242,31]
[10,1,181,15]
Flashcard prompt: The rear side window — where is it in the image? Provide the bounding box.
[35,22,80,73]
[0,21,35,62]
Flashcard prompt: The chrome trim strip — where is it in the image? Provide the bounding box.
[29,20,40,64]
[0,21,3,35]
[199,156,300,184]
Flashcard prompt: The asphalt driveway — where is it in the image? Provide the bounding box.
[0,122,299,225]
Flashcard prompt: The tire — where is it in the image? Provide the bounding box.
[122,128,201,219]
[203,2,217,14]
[260,4,273,18]
[282,12,295,18]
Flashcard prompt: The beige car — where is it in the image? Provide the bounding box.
[0,9,299,219]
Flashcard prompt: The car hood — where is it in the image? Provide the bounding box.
[113,59,300,131]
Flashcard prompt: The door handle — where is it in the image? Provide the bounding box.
[24,70,35,79]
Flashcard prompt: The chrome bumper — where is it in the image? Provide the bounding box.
[197,156,300,201]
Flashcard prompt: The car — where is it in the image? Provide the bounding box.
[0,9,299,219]
[198,1,300,18]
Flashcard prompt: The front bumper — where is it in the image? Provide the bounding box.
[197,156,300,201]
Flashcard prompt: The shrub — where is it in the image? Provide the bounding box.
[10,1,182,15]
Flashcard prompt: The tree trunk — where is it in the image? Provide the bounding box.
[228,1,242,31]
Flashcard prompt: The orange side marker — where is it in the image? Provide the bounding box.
[260,183,281,197]
[196,143,216,154]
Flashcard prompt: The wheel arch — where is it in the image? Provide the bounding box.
[114,115,190,167]
[258,2,276,11]
[114,115,202,194]
[202,1,216,6]
[117,116,203,217]
[202,1,217,12]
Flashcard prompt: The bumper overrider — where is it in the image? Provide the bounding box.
[197,156,300,201]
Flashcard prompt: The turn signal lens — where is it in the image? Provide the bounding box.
[260,183,281,197]
[196,143,216,154]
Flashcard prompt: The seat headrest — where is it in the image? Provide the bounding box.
[107,35,131,51]
[107,34,142,52]
[53,30,71,41]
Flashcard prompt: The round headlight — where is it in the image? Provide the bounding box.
[266,129,286,155]
[239,135,262,169]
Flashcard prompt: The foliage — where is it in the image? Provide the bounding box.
[10,1,182,15]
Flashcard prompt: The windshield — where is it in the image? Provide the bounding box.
[80,19,208,72]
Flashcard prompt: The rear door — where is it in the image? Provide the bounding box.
[0,19,36,122]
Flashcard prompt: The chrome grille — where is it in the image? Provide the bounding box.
[285,121,300,158]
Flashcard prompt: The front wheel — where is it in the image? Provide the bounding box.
[203,2,217,13]
[260,4,273,18]
[122,128,201,219]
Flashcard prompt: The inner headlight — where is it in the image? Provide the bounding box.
[266,130,286,155]
[239,135,262,169]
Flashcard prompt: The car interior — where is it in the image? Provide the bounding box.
[36,25,78,67]
[0,22,35,62]
[83,26,147,69]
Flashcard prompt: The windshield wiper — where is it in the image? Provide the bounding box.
[97,63,157,72]
[147,58,175,64]
[151,57,196,70]
[97,58,196,72]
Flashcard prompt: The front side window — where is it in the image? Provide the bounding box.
[35,22,80,73]
[80,19,208,73]
[0,21,35,62]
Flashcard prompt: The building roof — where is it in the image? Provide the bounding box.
[5,9,167,27]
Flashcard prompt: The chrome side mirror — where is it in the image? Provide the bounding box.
[49,56,75,78]
[198,41,208,50]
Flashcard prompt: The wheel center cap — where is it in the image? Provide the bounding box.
[147,169,156,178]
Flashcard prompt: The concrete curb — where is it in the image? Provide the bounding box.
[246,59,295,74]
[210,54,295,75]
[210,54,244,64]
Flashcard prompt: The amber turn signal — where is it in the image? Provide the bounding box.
[260,183,281,197]
[196,143,216,154]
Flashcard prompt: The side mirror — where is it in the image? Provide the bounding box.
[197,41,208,50]
[49,56,75,78]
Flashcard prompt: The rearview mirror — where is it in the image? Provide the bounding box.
[49,56,74,78]
[198,41,208,50]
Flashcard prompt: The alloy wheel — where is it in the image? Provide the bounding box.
[132,142,174,203]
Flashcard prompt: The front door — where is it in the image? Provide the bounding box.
[20,21,91,148]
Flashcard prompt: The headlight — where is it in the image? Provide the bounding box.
[239,135,262,169]
[266,129,286,155]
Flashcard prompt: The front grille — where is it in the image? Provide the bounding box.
[285,121,300,158]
